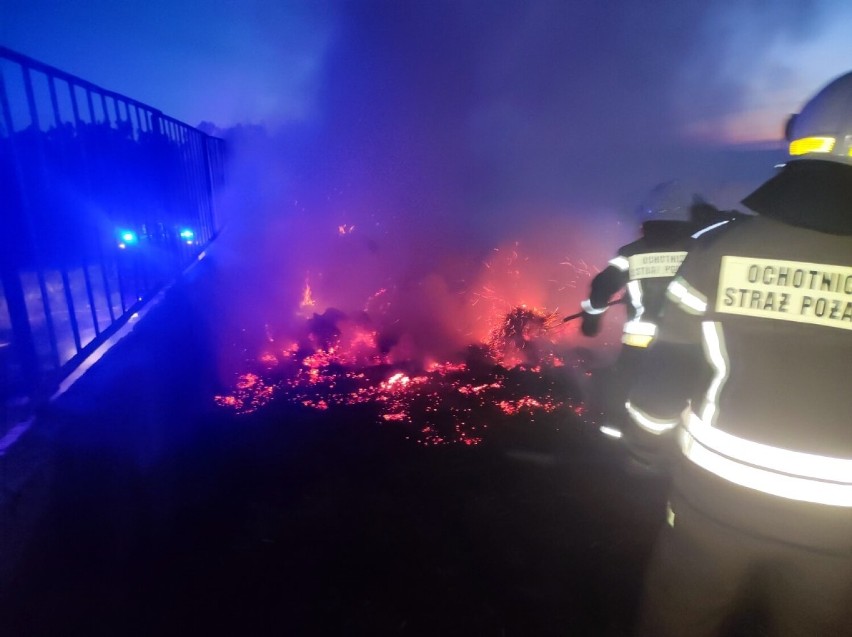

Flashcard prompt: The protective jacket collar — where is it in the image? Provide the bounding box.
[743,160,852,236]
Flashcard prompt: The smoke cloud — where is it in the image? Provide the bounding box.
[201,1,802,377]
[172,0,849,376]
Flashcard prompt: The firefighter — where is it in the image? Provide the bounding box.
[580,182,734,439]
[626,71,852,636]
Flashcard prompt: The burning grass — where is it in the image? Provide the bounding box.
[213,237,619,445]
[214,305,597,447]
[486,305,563,366]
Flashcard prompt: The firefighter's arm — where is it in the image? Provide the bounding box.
[624,340,706,474]
[581,259,628,336]
[624,269,710,474]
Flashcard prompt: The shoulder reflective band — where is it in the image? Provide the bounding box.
[691,220,729,239]
[608,255,630,271]
[627,251,687,279]
[789,136,835,156]
[667,277,708,315]
[626,400,679,435]
[622,319,657,348]
[680,425,852,507]
[581,299,608,315]
[716,256,852,331]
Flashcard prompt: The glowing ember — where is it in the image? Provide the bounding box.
[214,373,276,414]
[214,306,599,447]
[236,373,260,390]
[259,353,279,367]
[215,239,609,446]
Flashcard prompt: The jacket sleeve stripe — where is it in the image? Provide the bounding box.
[608,255,630,271]
[627,280,645,318]
[667,277,707,315]
[698,321,729,427]
[626,400,679,434]
[581,299,608,314]
[623,320,658,336]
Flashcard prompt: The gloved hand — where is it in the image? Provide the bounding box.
[581,312,602,337]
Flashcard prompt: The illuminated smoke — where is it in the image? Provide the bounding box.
[212,229,623,446]
[208,104,636,445]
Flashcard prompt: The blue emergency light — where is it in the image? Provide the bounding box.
[117,229,138,249]
[179,228,195,244]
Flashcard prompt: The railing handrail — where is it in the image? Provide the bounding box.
[0,45,219,137]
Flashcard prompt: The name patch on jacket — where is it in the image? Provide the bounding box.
[717,256,852,330]
[628,251,687,279]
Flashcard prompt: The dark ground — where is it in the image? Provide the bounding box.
[0,255,670,637]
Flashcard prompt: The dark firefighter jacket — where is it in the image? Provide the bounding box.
[581,218,731,348]
[626,161,852,552]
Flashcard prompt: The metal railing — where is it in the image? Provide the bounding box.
[0,46,226,434]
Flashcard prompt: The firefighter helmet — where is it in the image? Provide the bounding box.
[635,180,699,223]
[786,71,852,165]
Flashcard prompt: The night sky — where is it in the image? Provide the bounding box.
[6,1,852,196]
[4,0,852,355]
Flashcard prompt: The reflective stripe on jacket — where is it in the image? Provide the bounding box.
[582,220,719,347]
[627,214,852,548]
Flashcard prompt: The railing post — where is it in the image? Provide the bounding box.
[1,269,40,398]
[0,46,226,422]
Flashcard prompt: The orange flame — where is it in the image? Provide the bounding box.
[301,280,316,308]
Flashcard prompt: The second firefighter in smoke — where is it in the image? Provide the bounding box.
[578,181,739,445]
